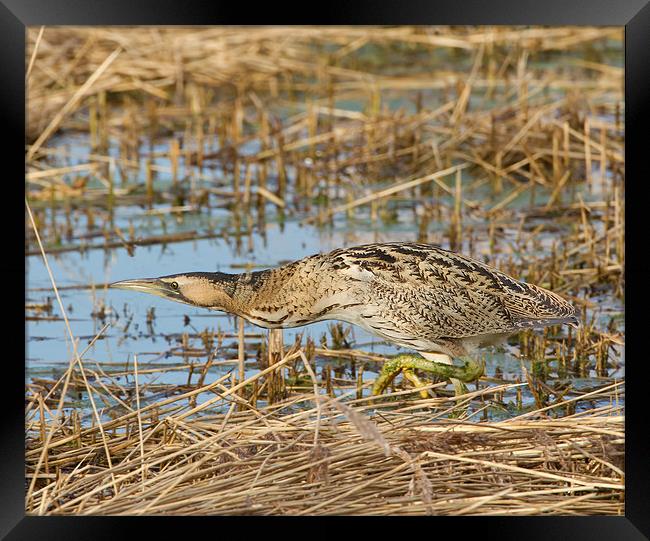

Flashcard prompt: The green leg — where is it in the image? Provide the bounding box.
[402,369,430,399]
[372,353,484,397]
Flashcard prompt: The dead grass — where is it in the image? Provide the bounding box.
[25,26,625,516]
[25,344,624,516]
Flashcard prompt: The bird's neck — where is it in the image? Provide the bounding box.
[229,266,299,322]
[215,269,277,313]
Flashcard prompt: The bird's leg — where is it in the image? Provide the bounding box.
[427,354,472,397]
[372,353,484,397]
[401,369,430,399]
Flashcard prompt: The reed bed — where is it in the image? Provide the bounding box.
[26,26,625,515]
[25,345,624,516]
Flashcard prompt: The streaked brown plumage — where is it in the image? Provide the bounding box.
[111,242,579,361]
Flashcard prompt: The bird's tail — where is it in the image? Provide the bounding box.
[506,282,581,331]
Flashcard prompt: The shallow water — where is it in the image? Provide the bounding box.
[26,157,624,424]
[26,40,625,423]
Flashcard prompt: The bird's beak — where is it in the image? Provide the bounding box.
[110,278,180,300]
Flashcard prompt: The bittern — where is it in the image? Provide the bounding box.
[111,242,579,398]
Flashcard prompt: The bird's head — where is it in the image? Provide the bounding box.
[110,272,237,311]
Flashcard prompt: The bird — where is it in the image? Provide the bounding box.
[110,242,579,398]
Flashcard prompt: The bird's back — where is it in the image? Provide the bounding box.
[310,243,578,347]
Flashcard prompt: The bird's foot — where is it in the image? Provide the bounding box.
[372,353,484,397]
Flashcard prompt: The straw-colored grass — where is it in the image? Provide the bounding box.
[26,26,622,143]
[25,26,625,516]
[26,347,624,515]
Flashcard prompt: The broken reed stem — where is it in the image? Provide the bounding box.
[299,350,322,446]
[237,316,246,409]
[267,328,286,404]
[133,354,146,490]
[237,317,246,385]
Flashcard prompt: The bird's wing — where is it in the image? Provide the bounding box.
[327,243,576,336]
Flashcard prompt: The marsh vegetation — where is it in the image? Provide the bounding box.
[26,26,624,515]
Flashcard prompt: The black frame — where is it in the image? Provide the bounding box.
[6,1,649,538]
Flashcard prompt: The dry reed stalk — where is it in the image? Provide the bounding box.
[43,392,620,512]
[26,26,45,82]
[237,317,246,386]
[27,47,122,161]
[25,26,624,515]
[26,382,622,515]
[132,354,146,490]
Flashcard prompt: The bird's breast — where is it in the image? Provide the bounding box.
[243,307,292,328]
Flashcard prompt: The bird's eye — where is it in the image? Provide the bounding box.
[170,281,179,290]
